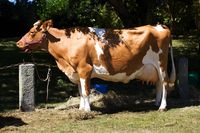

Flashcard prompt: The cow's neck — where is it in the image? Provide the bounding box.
[45,28,68,59]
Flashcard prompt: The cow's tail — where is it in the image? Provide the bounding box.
[168,37,176,87]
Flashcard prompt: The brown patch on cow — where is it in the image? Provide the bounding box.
[104,30,122,47]
[46,32,60,43]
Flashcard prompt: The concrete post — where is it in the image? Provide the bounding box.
[19,63,35,111]
[178,57,189,104]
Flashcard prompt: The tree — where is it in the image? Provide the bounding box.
[33,0,123,28]
[0,0,199,37]
[107,0,135,27]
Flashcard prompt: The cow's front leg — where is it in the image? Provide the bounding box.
[77,64,92,112]
[78,78,91,111]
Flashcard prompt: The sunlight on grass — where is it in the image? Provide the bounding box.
[0,38,19,51]
[45,106,200,133]
[172,39,187,47]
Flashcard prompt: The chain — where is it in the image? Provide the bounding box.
[0,62,56,70]
[0,53,54,108]
[30,53,52,107]
[0,63,22,70]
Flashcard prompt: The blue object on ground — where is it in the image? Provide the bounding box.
[92,84,108,94]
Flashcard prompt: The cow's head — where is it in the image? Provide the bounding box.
[16,20,53,52]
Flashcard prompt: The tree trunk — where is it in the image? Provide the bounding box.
[108,0,135,27]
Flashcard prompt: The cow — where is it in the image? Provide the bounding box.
[17,20,176,112]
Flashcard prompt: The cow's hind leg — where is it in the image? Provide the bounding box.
[156,67,167,111]
[156,80,167,111]
[155,82,162,106]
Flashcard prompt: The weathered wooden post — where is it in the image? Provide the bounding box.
[178,57,189,104]
[19,63,35,111]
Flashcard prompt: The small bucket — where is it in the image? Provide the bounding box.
[92,84,108,94]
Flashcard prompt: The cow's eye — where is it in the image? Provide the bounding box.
[30,31,36,36]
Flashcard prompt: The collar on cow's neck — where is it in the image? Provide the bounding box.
[21,32,47,53]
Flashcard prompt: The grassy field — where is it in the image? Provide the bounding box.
[0,37,200,132]
[0,105,200,133]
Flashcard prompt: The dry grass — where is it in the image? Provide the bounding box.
[1,102,200,133]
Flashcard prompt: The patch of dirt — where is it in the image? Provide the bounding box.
[0,108,101,132]
[55,90,149,111]
[66,108,100,120]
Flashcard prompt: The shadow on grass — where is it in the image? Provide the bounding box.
[0,116,27,129]
[91,97,200,114]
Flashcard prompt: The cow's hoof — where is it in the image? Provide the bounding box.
[79,107,91,112]
[79,107,84,111]
[158,108,167,112]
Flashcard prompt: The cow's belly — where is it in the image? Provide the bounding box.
[92,64,159,84]
[135,64,159,84]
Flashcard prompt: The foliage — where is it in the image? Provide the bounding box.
[34,0,123,28]
[0,0,199,36]
[151,0,199,34]
[34,0,69,21]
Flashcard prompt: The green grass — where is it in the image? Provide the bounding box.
[48,106,200,133]
[172,38,199,57]
[1,106,200,133]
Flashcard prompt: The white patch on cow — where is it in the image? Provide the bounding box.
[88,27,95,32]
[83,96,90,111]
[142,46,165,80]
[80,78,87,96]
[79,96,90,111]
[95,42,104,60]
[79,78,90,111]
[154,25,164,32]
[93,64,109,75]
[79,96,85,110]
[89,27,105,40]
[159,83,167,110]
[92,65,144,84]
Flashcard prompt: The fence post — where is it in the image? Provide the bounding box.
[19,63,35,112]
[178,57,189,104]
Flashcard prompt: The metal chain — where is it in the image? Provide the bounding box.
[30,53,52,107]
[30,53,51,82]
[0,53,53,107]
[0,63,22,70]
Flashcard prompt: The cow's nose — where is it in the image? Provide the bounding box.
[16,41,24,48]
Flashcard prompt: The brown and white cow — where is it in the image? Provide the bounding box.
[17,20,176,111]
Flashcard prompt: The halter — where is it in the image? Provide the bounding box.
[22,33,47,51]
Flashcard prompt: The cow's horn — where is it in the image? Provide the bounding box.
[33,20,42,27]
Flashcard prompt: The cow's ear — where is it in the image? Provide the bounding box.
[42,19,53,32]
